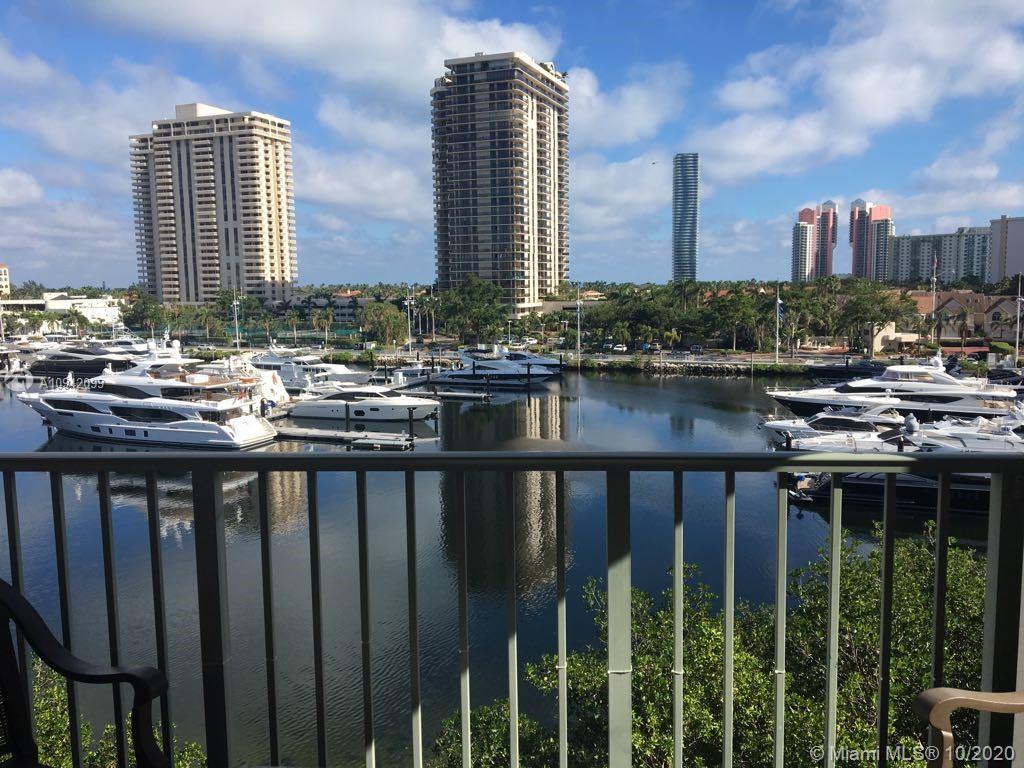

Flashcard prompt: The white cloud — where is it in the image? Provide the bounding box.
[293,146,431,223]
[84,0,559,104]
[693,0,1024,183]
[715,76,784,111]
[318,95,430,152]
[0,169,44,208]
[0,198,133,284]
[0,42,212,166]
[569,63,688,148]
[701,215,792,279]
[572,151,671,233]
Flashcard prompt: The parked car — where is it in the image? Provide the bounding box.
[690,344,703,354]
[613,344,628,353]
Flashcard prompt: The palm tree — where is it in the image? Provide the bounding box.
[285,310,301,345]
[62,309,88,337]
[955,307,970,352]
[196,306,216,343]
[321,308,334,346]
[258,313,275,344]
[935,311,950,344]
[663,329,681,351]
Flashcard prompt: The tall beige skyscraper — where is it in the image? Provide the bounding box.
[131,103,297,304]
[432,52,569,316]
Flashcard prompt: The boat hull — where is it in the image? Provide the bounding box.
[288,401,438,421]
[802,472,990,515]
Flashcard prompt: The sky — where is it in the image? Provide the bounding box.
[1,0,1023,288]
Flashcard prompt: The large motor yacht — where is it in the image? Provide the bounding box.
[498,346,564,371]
[17,354,276,449]
[768,358,1019,420]
[29,345,137,381]
[249,345,368,386]
[428,349,559,389]
[288,384,438,422]
[759,405,905,443]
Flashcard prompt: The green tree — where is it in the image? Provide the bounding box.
[121,289,165,338]
[359,301,407,349]
[432,527,985,767]
[439,275,508,344]
[955,307,971,352]
[61,309,88,337]
[284,310,302,345]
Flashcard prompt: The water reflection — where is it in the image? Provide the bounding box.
[437,392,571,598]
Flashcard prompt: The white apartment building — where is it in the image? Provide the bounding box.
[0,264,9,297]
[790,221,815,283]
[991,215,1024,282]
[890,227,991,284]
[956,227,991,282]
[0,293,122,325]
[432,52,569,317]
[131,103,297,305]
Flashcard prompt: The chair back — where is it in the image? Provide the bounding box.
[0,604,38,764]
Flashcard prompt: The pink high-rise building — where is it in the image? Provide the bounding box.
[850,199,895,281]
[790,201,837,282]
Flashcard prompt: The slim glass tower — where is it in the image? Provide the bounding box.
[672,153,700,281]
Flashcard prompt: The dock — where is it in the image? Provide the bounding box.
[274,426,437,450]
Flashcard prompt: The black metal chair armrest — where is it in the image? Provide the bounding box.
[0,580,166,699]
[914,687,1024,768]
[0,579,170,768]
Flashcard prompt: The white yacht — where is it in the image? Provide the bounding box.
[249,346,368,386]
[368,362,434,389]
[17,355,276,449]
[288,384,438,422]
[498,347,564,370]
[428,349,559,389]
[768,358,1019,420]
[90,334,151,355]
[759,405,905,443]
[789,421,1024,455]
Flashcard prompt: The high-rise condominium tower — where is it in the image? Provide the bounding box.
[671,153,700,281]
[990,215,1024,282]
[849,200,894,281]
[0,264,9,297]
[131,103,297,304]
[790,201,837,282]
[432,52,568,317]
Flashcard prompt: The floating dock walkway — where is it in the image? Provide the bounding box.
[274,426,437,450]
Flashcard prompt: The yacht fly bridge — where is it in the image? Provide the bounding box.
[249,345,369,386]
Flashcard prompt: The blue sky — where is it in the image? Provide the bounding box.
[1,0,1023,287]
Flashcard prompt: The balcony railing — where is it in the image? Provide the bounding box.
[0,450,1022,768]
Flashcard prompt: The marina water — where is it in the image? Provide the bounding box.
[0,371,981,765]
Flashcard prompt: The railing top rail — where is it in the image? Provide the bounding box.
[1,450,1022,474]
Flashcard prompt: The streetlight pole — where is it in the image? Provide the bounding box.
[774,283,781,364]
[1015,274,1022,368]
[232,291,241,352]
[576,282,582,372]
[406,285,414,355]
[507,318,513,345]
